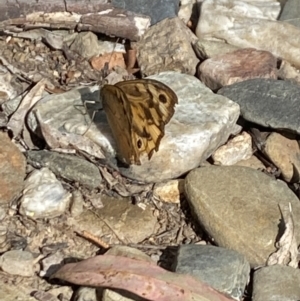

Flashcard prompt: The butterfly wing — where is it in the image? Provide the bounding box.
[116,79,178,161]
[101,84,139,164]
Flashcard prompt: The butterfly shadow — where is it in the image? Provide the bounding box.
[77,87,126,170]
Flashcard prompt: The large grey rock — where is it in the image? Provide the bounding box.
[253,265,300,301]
[111,0,180,25]
[174,245,250,300]
[28,72,239,183]
[185,166,300,267]
[279,0,300,28]
[218,79,300,135]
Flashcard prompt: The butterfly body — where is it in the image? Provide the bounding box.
[101,79,178,165]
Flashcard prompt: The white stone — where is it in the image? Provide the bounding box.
[28,72,240,183]
[19,168,71,219]
[0,72,18,103]
[178,0,195,24]
[196,0,300,69]
[212,132,253,165]
[75,287,98,301]
[196,0,280,38]
[98,40,126,55]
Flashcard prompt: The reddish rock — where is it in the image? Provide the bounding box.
[198,48,277,90]
[90,52,126,71]
[0,132,26,204]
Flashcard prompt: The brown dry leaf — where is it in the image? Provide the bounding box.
[7,78,48,137]
[99,167,119,188]
[90,52,126,71]
[125,48,140,74]
[267,203,299,268]
[52,255,235,301]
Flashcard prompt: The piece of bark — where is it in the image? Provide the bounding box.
[3,1,111,21]
[0,2,150,41]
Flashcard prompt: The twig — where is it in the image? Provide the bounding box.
[75,229,110,249]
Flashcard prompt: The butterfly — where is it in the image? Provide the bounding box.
[100,79,178,165]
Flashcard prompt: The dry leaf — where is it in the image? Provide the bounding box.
[125,48,140,74]
[267,203,299,268]
[91,52,126,71]
[52,255,235,301]
[7,78,48,137]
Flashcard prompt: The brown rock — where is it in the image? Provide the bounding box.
[0,132,26,204]
[185,166,300,267]
[136,17,199,76]
[264,132,300,182]
[153,179,184,204]
[253,265,300,301]
[75,194,157,245]
[90,52,126,71]
[193,39,240,60]
[198,48,277,90]
[234,155,265,170]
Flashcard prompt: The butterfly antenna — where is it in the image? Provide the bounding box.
[83,37,122,136]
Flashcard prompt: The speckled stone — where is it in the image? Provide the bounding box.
[185,165,300,267]
[253,265,300,301]
[174,244,250,300]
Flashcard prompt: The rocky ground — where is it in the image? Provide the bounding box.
[1,0,300,301]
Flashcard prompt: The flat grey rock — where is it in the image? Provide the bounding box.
[173,244,250,300]
[75,195,157,244]
[279,0,300,28]
[218,79,300,134]
[26,150,102,189]
[253,265,300,301]
[111,0,180,25]
[185,166,300,267]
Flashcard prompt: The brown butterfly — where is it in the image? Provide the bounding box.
[100,79,178,165]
